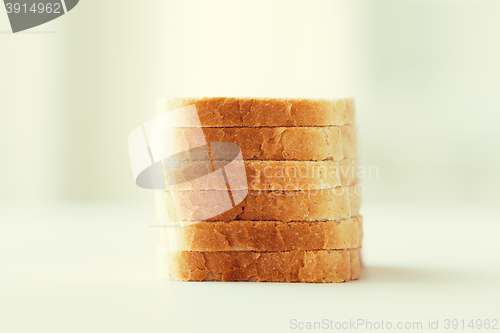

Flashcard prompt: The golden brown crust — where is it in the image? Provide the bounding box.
[160,217,363,251]
[349,247,361,280]
[345,98,356,126]
[341,125,357,160]
[155,186,361,222]
[157,248,361,282]
[339,159,358,187]
[162,97,355,127]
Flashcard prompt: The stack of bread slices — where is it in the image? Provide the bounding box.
[155,97,362,283]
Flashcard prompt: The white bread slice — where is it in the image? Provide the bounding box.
[156,247,361,282]
[163,160,358,191]
[159,216,363,251]
[155,126,356,162]
[160,97,355,127]
[155,185,362,223]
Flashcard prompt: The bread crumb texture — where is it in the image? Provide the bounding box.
[162,97,355,127]
[157,247,361,283]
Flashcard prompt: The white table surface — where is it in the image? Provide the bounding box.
[1,202,499,333]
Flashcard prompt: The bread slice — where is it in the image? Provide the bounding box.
[159,126,355,161]
[160,97,355,127]
[163,160,358,191]
[202,126,354,161]
[155,185,361,222]
[156,247,361,282]
[159,216,363,251]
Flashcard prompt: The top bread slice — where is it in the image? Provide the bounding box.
[160,97,355,127]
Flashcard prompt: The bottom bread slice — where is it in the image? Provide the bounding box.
[157,247,361,283]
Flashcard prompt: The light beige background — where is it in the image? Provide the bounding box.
[2,3,500,333]
[1,0,500,205]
